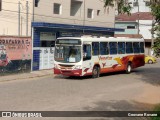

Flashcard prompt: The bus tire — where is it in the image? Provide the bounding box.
[126,63,132,74]
[148,59,153,64]
[92,66,100,78]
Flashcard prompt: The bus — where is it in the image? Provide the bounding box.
[54,37,145,78]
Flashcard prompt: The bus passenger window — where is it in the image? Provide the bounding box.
[118,42,125,54]
[100,42,109,55]
[109,42,117,55]
[133,42,140,53]
[140,42,144,53]
[126,42,133,54]
[83,44,91,61]
[92,42,99,56]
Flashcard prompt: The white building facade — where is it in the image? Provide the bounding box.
[128,0,151,13]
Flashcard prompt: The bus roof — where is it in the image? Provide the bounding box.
[57,37,144,42]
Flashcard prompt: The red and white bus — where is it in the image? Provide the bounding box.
[54,37,145,78]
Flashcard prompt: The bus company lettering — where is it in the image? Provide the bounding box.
[99,56,112,61]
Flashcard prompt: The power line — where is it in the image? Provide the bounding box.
[1,9,113,24]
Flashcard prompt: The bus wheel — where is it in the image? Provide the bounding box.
[92,66,100,78]
[148,59,153,64]
[126,64,132,74]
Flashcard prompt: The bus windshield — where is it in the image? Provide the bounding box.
[54,45,81,63]
[0,54,7,60]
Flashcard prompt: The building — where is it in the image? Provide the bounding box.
[115,0,153,55]
[32,0,124,71]
[115,12,154,55]
[115,21,138,35]
[127,0,151,13]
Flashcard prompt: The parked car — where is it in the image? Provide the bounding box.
[145,55,157,64]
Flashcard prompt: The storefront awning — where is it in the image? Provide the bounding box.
[32,22,124,32]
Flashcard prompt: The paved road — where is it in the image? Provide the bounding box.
[0,60,160,120]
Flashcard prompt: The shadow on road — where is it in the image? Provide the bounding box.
[83,100,154,120]
[133,65,160,86]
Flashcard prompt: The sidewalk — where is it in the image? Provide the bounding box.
[0,69,53,82]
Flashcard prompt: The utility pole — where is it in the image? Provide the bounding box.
[83,0,85,34]
[26,1,28,36]
[18,1,20,36]
[21,16,23,36]
[137,0,140,35]
[32,0,35,22]
[151,16,154,56]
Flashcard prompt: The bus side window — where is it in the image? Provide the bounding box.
[100,42,109,55]
[92,42,99,56]
[126,42,133,54]
[109,42,117,55]
[118,42,125,54]
[133,42,140,53]
[140,42,144,53]
[83,44,91,61]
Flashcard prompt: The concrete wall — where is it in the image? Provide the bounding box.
[34,0,115,28]
[0,36,31,75]
[0,0,33,36]
[115,22,138,34]
[139,20,152,39]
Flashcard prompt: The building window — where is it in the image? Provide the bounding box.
[127,26,136,29]
[145,1,151,6]
[97,10,100,16]
[70,0,82,16]
[54,3,61,14]
[40,32,56,47]
[133,2,138,6]
[35,0,40,7]
[87,9,94,18]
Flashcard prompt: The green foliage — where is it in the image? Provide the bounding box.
[150,0,160,56]
[152,25,160,57]
[151,104,160,120]
[104,0,132,15]
[104,0,114,7]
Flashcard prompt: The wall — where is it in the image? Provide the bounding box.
[115,22,138,34]
[0,36,31,75]
[0,0,33,36]
[139,20,152,39]
[34,0,115,28]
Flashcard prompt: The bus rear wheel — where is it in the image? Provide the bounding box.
[148,59,153,64]
[92,66,100,78]
[126,64,132,74]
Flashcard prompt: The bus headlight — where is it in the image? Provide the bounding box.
[73,65,82,70]
[54,64,60,69]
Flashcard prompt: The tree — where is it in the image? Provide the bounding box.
[104,0,160,56]
[150,0,160,56]
[104,0,132,15]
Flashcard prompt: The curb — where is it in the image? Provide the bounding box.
[0,70,53,83]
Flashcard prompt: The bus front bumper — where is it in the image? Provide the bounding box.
[54,68,82,76]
